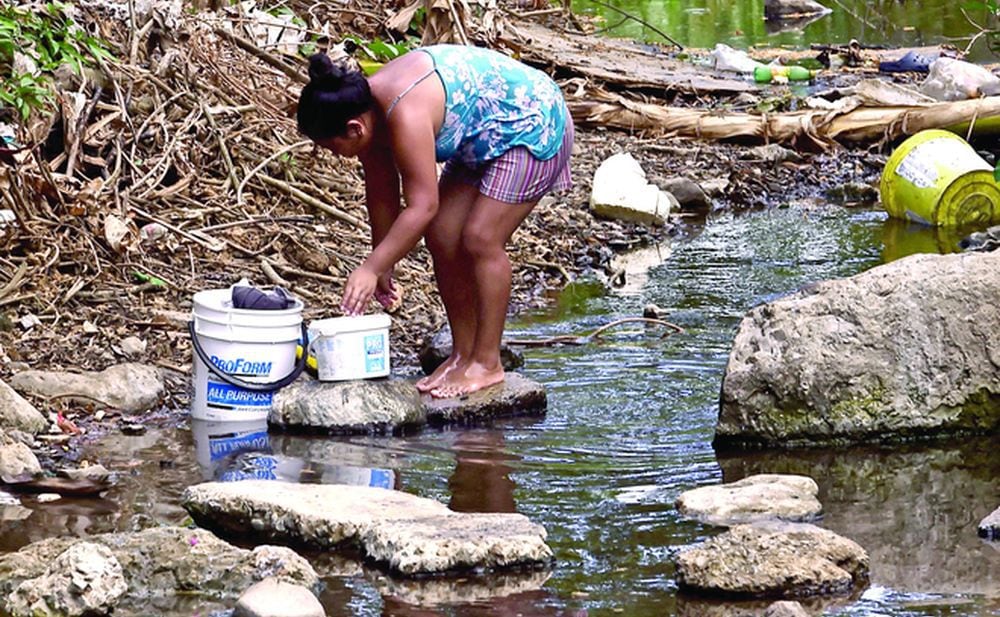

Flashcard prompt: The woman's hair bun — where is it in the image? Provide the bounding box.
[308,53,343,88]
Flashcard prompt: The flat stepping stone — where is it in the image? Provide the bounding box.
[269,374,546,433]
[422,373,546,426]
[676,474,822,526]
[979,506,1000,541]
[675,521,869,598]
[183,481,553,575]
[271,378,425,433]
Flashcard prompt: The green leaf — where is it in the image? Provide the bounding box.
[995,162,1000,182]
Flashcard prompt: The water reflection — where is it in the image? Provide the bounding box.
[191,419,397,488]
[717,437,1000,598]
[881,218,966,263]
[448,430,518,514]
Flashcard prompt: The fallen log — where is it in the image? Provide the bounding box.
[506,21,755,95]
[568,91,1000,149]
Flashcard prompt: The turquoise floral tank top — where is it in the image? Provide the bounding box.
[419,45,568,166]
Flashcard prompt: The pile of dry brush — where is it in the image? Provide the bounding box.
[0,0,606,375]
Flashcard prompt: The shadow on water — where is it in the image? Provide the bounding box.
[3,204,999,616]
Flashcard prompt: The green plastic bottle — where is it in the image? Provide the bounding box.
[753,65,815,83]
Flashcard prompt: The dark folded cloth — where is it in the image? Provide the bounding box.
[232,285,295,310]
[879,50,935,73]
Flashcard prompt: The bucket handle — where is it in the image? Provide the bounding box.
[187,321,308,392]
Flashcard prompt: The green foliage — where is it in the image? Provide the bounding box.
[964,0,999,14]
[0,2,111,120]
[345,36,412,63]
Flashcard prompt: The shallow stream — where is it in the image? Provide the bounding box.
[2,204,1000,616]
[573,0,1000,63]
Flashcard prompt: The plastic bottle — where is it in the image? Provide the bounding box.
[753,65,815,83]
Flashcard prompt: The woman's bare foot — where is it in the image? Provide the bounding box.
[430,363,505,399]
[416,355,461,392]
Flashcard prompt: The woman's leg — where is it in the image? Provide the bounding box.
[430,193,538,398]
[417,175,480,392]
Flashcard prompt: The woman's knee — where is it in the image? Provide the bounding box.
[460,223,504,260]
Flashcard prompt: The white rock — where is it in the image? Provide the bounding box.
[7,542,127,617]
[9,364,164,413]
[676,474,822,526]
[234,577,325,617]
[118,336,147,357]
[590,153,674,226]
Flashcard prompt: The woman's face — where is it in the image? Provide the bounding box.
[317,117,370,158]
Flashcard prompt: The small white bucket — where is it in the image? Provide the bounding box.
[191,288,304,422]
[308,314,391,381]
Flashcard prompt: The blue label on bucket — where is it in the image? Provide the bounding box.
[208,431,270,461]
[364,334,385,373]
[206,381,273,408]
[209,356,273,377]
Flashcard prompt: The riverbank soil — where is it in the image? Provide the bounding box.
[0,1,994,412]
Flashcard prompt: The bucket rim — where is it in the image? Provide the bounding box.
[308,314,392,335]
[192,287,304,316]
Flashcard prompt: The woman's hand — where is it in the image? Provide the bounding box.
[374,271,399,311]
[341,265,378,315]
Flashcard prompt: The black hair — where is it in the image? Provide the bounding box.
[296,53,373,140]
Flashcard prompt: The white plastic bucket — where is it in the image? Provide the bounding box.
[191,288,304,422]
[308,314,391,381]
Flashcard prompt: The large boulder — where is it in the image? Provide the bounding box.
[0,380,47,434]
[717,252,1000,448]
[676,474,822,526]
[6,542,127,617]
[270,378,425,433]
[675,521,869,598]
[183,481,553,575]
[8,364,164,413]
[0,527,318,612]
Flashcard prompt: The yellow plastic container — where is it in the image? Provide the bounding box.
[880,130,1000,227]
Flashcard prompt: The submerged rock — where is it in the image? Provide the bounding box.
[271,378,424,433]
[183,480,553,575]
[8,364,164,413]
[979,506,1000,541]
[423,373,547,426]
[675,521,869,598]
[764,601,811,617]
[676,474,822,526]
[419,327,524,375]
[7,542,127,617]
[764,0,832,20]
[372,569,551,607]
[234,577,324,617]
[0,380,47,435]
[717,251,1000,448]
[0,527,318,612]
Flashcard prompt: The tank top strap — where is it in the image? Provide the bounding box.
[385,65,437,119]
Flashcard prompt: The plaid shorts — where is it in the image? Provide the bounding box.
[441,118,575,205]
